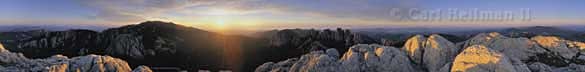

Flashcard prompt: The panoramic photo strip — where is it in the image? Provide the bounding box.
[1,0,585,72]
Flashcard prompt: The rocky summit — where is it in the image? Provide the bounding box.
[0,42,152,72]
[255,44,418,72]
[256,32,585,72]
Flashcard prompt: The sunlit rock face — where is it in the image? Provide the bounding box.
[402,35,426,64]
[401,34,460,72]
[450,45,517,72]
[255,44,418,72]
[0,43,5,52]
[531,36,580,59]
[0,43,152,72]
[461,33,547,72]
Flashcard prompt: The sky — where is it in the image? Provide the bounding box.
[0,0,584,32]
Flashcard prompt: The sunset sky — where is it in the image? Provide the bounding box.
[1,0,584,32]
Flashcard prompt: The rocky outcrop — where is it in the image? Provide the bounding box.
[402,34,460,72]
[255,44,418,72]
[0,43,152,72]
[531,36,580,59]
[488,37,546,60]
[0,43,5,52]
[257,32,585,72]
[451,45,517,72]
[553,64,585,72]
[402,35,425,64]
[451,32,585,72]
[267,28,377,53]
[528,62,552,72]
[15,30,99,58]
[461,32,506,49]
[133,65,153,72]
[459,33,577,66]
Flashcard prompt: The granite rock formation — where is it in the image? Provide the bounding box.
[255,44,418,72]
[257,32,585,72]
[450,45,518,72]
[401,34,460,72]
[0,43,152,72]
[266,28,378,53]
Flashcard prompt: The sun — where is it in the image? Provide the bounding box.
[215,17,226,27]
[211,14,231,30]
[208,9,233,30]
[202,8,260,32]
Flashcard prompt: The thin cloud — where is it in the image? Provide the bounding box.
[78,0,240,24]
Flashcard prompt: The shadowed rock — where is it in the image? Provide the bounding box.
[133,65,153,72]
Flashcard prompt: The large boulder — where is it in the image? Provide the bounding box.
[133,65,153,72]
[528,62,552,72]
[450,45,517,72]
[459,33,563,67]
[423,34,460,72]
[531,36,579,59]
[290,51,339,72]
[461,32,506,49]
[66,55,133,72]
[553,64,585,72]
[402,35,426,64]
[402,34,460,72]
[488,37,547,60]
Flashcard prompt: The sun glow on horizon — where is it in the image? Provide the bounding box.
[170,8,268,34]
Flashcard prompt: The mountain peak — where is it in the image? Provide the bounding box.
[137,21,175,26]
[134,21,187,29]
